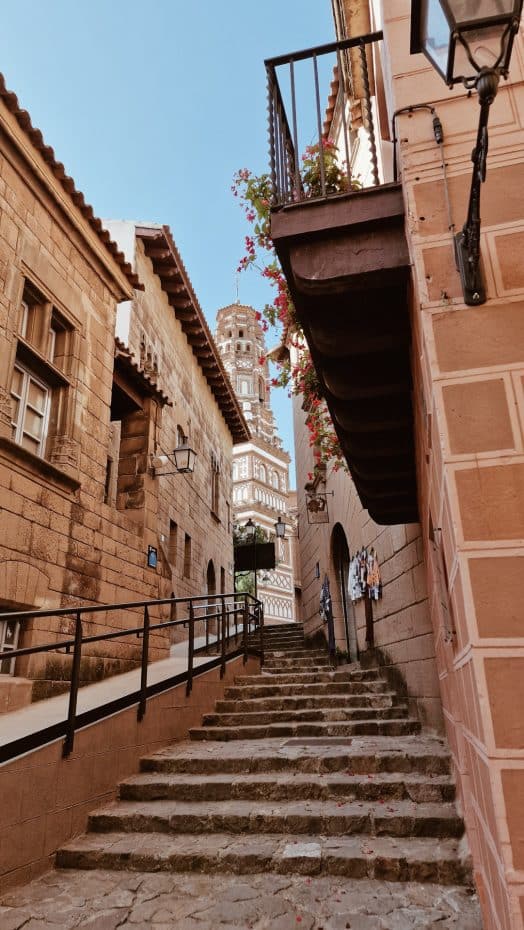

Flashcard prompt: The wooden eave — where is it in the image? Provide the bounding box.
[136,224,249,444]
[271,183,418,525]
[114,338,172,407]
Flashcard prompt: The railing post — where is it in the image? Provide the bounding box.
[259,600,265,668]
[312,53,327,197]
[63,611,83,758]
[220,596,226,679]
[137,605,150,722]
[186,600,195,696]
[359,40,380,186]
[267,65,277,203]
[243,594,249,665]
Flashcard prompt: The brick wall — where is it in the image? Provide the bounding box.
[0,113,236,699]
[292,395,441,730]
[383,4,524,926]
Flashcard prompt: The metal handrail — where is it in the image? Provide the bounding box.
[265,31,384,207]
[0,591,264,757]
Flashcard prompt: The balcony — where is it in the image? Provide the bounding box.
[266,34,417,525]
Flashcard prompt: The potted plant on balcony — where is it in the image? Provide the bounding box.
[301,138,359,198]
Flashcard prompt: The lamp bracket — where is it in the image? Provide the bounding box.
[454,68,499,306]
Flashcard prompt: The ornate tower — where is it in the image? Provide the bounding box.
[215,304,295,623]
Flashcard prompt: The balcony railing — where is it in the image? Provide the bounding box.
[265,31,383,207]
[0,591,263,760]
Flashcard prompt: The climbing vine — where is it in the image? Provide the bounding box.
[232,141,356,473]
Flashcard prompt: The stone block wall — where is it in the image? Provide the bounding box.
[0,108,236,699]
[292,394,442,730]
[383,3,524,926]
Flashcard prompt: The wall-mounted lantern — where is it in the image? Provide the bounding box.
[274,516,286,538]
[411,0,523,305]
[306,490,332,524]
[150,442,197,476]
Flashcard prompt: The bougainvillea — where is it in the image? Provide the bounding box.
[232,142,352,472]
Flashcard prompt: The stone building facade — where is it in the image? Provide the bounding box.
[270,2,524,926]
[292,383,441,731]
[215,304,295,623]
[0,75,247,710]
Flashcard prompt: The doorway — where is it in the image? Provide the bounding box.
[331,523,359,661]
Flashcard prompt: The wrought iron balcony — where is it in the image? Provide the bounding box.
[265,34,417,525]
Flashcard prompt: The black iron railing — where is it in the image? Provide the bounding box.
[265,32,383,206]
[0,591,263,758]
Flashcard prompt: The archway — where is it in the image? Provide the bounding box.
[331,523,358,661]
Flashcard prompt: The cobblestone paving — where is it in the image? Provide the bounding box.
[0,868,482,929]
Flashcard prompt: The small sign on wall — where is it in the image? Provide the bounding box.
[147,545,158,569]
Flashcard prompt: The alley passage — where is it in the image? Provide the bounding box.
[0,625,481,928]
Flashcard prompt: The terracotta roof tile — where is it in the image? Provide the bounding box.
[135,224,250,445]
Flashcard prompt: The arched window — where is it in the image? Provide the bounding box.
[272,472,279,489]
[176,425,186,447]
[259,464,266,484]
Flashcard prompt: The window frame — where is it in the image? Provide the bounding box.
[10,361,52,458]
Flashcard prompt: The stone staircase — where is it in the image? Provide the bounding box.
[55,623,479,896]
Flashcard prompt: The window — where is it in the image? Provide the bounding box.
[0,616,20,676]
[232,461,239,481]
[238,329,244,337]
[10,364,50,456]
[176,424,186,447]
[183,533,192,577]
[169,520,178,565]
[238,458,248,479]
[11,280,74,462]
[272,472,279,489]
[211,452,220,517]
[259,464,266,484]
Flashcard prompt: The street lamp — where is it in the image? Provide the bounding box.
[274,516,286,538]
[150,442,197,476]
[411,0,523,305]
[245,518,258,598]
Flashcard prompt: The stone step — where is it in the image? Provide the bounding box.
[224,681,391,700]
[264,659,332,670]
[201,706,409,727]
[56,831,470,884]
[189,718,421,741]
[140,737,451,776]
[234,669,383,686]
[264,649,326,659]
[88,798,463,839]
[215,692,401,712]
[119,771,456,804]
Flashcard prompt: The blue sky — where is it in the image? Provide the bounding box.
[0,1,335,484]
